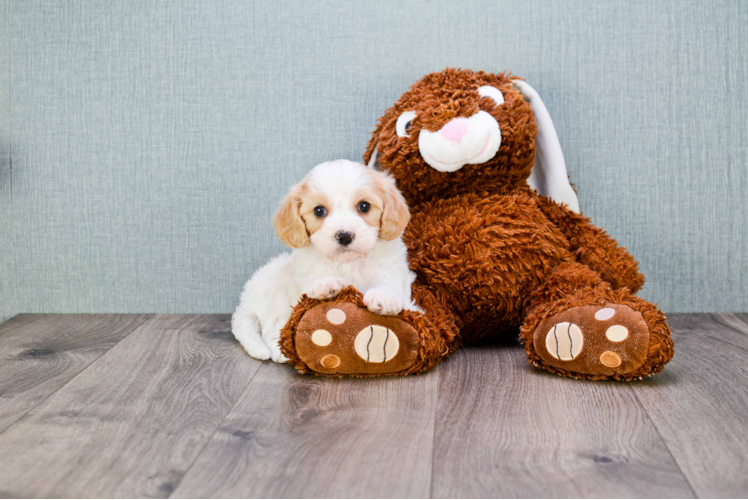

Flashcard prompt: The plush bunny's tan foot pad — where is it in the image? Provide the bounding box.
[533,304,650,377]
[295,301,420,375]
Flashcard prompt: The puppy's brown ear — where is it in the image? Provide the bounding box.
[373,170,410,241]
[274,184,309,248]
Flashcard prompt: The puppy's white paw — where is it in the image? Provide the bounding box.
[269,345,289,363]
[244,340,272,360]
[264,332,289,364]
[306,277,346,299]
[232,317,272,360]
[364,288,404,316]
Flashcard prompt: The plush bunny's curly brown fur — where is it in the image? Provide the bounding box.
[280,69,673,380]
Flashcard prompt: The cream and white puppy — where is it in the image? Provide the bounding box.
[232,159,416,362]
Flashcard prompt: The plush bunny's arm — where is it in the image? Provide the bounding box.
[537,196,645,292]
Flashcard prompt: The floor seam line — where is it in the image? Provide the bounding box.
[710,313,748,337]
[428,364,440,499]
[628,384,700,498]
[0,314,154,438]
[168,359,267,498]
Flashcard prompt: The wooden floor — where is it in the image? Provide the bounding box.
[0,314,746,498]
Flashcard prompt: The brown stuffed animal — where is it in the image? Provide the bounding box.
[280,69,673,381]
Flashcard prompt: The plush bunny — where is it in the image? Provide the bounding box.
[280,69,673,381]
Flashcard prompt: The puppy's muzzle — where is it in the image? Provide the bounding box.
[335,230,354,246]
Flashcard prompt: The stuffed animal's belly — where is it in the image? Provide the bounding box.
[405,192,573,342]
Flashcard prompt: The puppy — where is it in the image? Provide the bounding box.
[232,159,416,362]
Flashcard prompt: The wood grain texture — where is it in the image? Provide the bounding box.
[632,313,748,498]
[172,362,439,498]
[431,345,695,498]
[0,314,262,498]
[0,313,151,433]
[2,313,748,498]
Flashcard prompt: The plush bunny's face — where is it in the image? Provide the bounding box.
[412,85,504,173]
[364,69,538,205]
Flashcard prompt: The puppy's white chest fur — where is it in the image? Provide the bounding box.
[293,239,414,296]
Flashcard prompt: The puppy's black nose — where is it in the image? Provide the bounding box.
[335,230,354,246]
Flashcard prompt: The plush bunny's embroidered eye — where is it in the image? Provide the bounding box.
[396,111,417,138]
[478,86,505,106]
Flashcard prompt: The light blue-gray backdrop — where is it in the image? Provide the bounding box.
[1,0,747,321]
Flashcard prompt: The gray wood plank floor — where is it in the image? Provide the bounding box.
[431,346,694,498]
[0,314,152,434]
[0,313,745,498]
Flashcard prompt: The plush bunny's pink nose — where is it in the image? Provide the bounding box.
[440,118,470,144]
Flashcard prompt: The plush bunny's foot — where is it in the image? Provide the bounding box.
[521,262,673,381]
[280,286,456,377]
[531,304,652,379]
[290,301,421,376]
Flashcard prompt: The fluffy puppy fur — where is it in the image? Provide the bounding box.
[232,159,414,362]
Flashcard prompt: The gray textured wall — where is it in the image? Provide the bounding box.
[1,0,747,321]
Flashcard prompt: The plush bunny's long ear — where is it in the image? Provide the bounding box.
[366,143,381,170]
[513,80,580,214]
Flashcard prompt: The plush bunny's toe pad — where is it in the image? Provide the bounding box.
[294,301,420,376]
[532,304,650,377]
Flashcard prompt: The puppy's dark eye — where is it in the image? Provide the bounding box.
[357,201,371,213]
[313,206,327,218]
